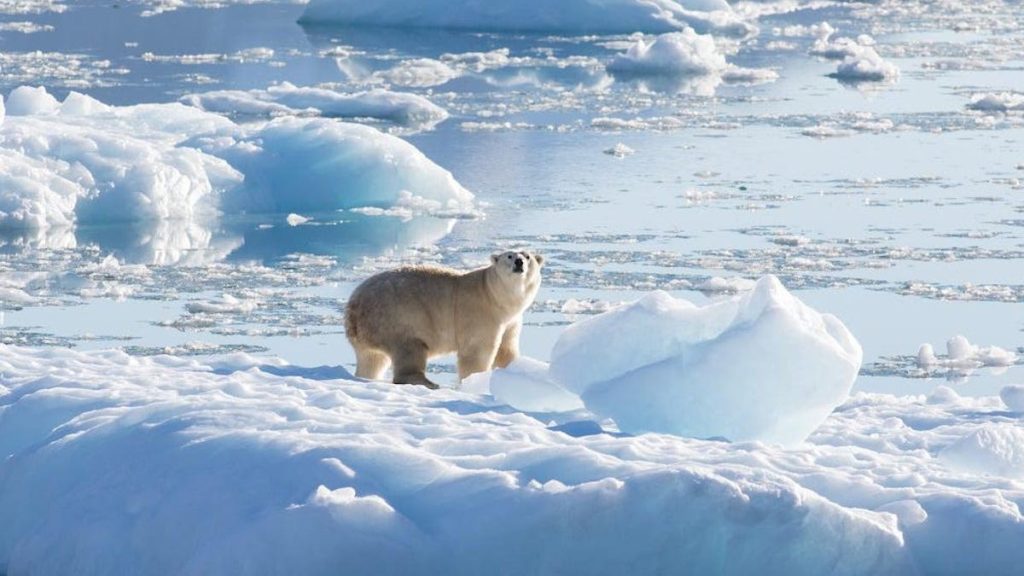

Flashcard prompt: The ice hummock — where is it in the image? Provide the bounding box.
[299,0,754,37]
[549,276,862,445]
[0,86,475,230]
[7,344,1024,573]
[0,344,910,575]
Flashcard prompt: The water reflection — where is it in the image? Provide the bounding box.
[0,210,459,267]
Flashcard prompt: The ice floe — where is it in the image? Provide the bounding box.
[0,86,475,234]
[606,30,777,93]
[5,340,1024,573]
[181,83,449,129]
[967,92,1024,113]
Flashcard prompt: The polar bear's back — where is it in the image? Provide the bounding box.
[345,265,467,354]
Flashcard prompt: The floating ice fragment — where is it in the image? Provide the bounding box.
[967,92,1024,113]
[550,276,862,445]
[1000,385,1024,412]
[603,143,635,158]
[286,213,310,226]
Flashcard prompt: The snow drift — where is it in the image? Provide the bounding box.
[549,276,862,444]
[0,86,474,231]
[299,0,754,37]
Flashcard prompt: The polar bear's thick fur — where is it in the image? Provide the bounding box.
[345,250,544,388]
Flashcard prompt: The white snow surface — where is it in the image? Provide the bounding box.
[299,0,752,36]
[549,276,863,444]
[5,342,1024,574]
[0,86,474,229]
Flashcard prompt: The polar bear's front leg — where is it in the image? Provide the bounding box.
[457,330,501,381]
[493,321,521,369]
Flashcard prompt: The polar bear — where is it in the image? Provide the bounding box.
[345,250,544,388]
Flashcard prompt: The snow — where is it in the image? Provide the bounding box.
[0,86,475,230]
[181,83,449,128]
[549,276,862,444]
[299,0,753,37]
[941,424,1024,478]
[5,342,1024,573]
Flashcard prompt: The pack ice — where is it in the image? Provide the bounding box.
[549,276,862,444]
[0,86,473,230]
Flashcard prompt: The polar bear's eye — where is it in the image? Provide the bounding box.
[524,254,531,260]
[507,254,513,259]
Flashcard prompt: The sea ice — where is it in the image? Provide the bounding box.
[182,83,449,128]
[549,276,862,444]
[967,92,1024,112]
[0,86,475,232]
[607,31,777,91]
[916,335,1018,370]
[608,30,727,76]
[5,344,1024,573]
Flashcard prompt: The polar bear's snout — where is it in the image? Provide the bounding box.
[513,256,525,273]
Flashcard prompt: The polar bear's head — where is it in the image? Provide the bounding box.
[491,250,544,278]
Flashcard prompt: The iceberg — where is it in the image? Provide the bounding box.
[549,276,862,444]
[0,87,475,234]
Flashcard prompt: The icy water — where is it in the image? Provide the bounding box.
[1,0,1022,394]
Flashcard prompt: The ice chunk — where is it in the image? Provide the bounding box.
[915,335,1017,370]
[468,357,584,413]
[182,83,449,128]
[219,117,474,216]
[603,143,635,158]
[5,86,59,116]
[1000,385,1024,412]
[608,30,727,76]
[831,45,899,82]
[299,0,752,37]
[941,424,1024,478]
[967,92,1024,113]
[549,276,863,444]
[0,87,475,233]
[607,31,777,92]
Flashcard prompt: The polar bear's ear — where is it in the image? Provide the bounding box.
[491,253,501,264]
[534,253,545,267]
